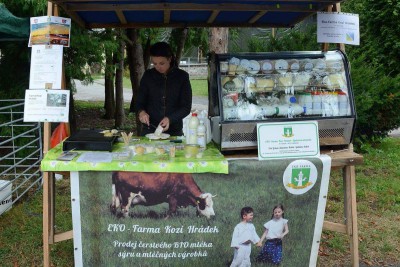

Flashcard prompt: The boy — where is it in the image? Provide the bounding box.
[230,206,260,267]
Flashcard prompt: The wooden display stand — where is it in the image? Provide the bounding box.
[42,2,361,266]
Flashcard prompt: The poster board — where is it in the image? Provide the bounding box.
[317,12,360,46]
[29,44,63,89]
[23,89,70,122]
[71,156,331,266]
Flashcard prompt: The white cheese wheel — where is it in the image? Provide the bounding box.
[262,60,274,74]
[247,60,260,74]
[275,59,289,74]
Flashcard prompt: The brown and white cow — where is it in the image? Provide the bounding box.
[110,171,215,218]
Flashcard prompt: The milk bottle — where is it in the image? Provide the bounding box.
[187,113,199,144]
[197,120,207,148]
[338,90,349,116]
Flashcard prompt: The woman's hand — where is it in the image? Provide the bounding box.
[138,111,150,126]
[159,117,170,132]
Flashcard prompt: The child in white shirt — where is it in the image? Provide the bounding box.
[230,206,261,267]
[256,204,289,265]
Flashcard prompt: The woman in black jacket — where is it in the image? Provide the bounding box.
[135,42,192,136]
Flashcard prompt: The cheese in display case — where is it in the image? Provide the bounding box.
[207,50,356,152]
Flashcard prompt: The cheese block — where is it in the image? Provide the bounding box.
[293,72,311,87]
[278,74,293,87]
[228,57,240,75]
[232,77,244,91]
[327,73,346,89]
[255,78,274,91]
[155,147,166,155]
[135,145,145,155]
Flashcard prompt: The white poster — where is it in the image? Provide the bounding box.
[23,89,70,122]
[257,121,320,160]
[317,12,360,45]
[29,44,63,89]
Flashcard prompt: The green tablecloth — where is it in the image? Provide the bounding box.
[40,141,228,174]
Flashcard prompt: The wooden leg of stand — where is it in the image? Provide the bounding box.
[43,171,55,267]
[344,165,359,267]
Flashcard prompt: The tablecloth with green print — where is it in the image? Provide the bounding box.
[40,141,228,174]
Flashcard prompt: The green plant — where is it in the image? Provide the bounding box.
[349,55,400,147]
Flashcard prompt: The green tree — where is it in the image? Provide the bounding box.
[342,0,400,77]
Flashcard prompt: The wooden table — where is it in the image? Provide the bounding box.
[42,149,363,267]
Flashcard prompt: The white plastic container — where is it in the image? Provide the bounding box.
[312,91,323,115]
[338,91,349,116]
[187,113,199,145]
[0,180,12,215]
[197,110,212,144]
[303,92,313,115]
[197,120,207,148]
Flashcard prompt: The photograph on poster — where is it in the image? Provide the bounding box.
[47,92,67,107]
[72,158,330,266]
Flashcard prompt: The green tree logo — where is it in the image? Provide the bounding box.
[283,126,293,137]
[291,168,311,188]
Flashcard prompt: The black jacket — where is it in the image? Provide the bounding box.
[135,67,192,136]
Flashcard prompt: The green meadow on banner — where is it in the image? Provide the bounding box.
[71,157,331,266]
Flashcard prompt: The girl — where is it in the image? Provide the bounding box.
[256,204,289,265]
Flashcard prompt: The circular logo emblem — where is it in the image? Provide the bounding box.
[283,160,318,195]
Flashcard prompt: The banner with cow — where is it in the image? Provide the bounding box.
[71,156,331,266]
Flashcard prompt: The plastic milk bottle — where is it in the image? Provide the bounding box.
[187,113,199,145]
[197,120,207,148]
[338,90,349,116]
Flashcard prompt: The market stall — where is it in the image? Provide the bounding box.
[41,1,363,266]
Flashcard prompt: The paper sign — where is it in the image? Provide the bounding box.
[29,16,71,47]
[257,121,320,160]
[23,89,70,122]
[29,45,63,89]
[317,12,360,45]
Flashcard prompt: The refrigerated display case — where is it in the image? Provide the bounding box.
[207,50,356,152]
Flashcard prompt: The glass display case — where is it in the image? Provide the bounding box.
[207,50,356,151]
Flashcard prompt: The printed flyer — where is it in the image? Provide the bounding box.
[23,89,69,122]
[71,157,331,266]
[29,16,71,47]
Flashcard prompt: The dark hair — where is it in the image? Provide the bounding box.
[150,42,177,67]
[240,206,254,219]
[271,204,285,219]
